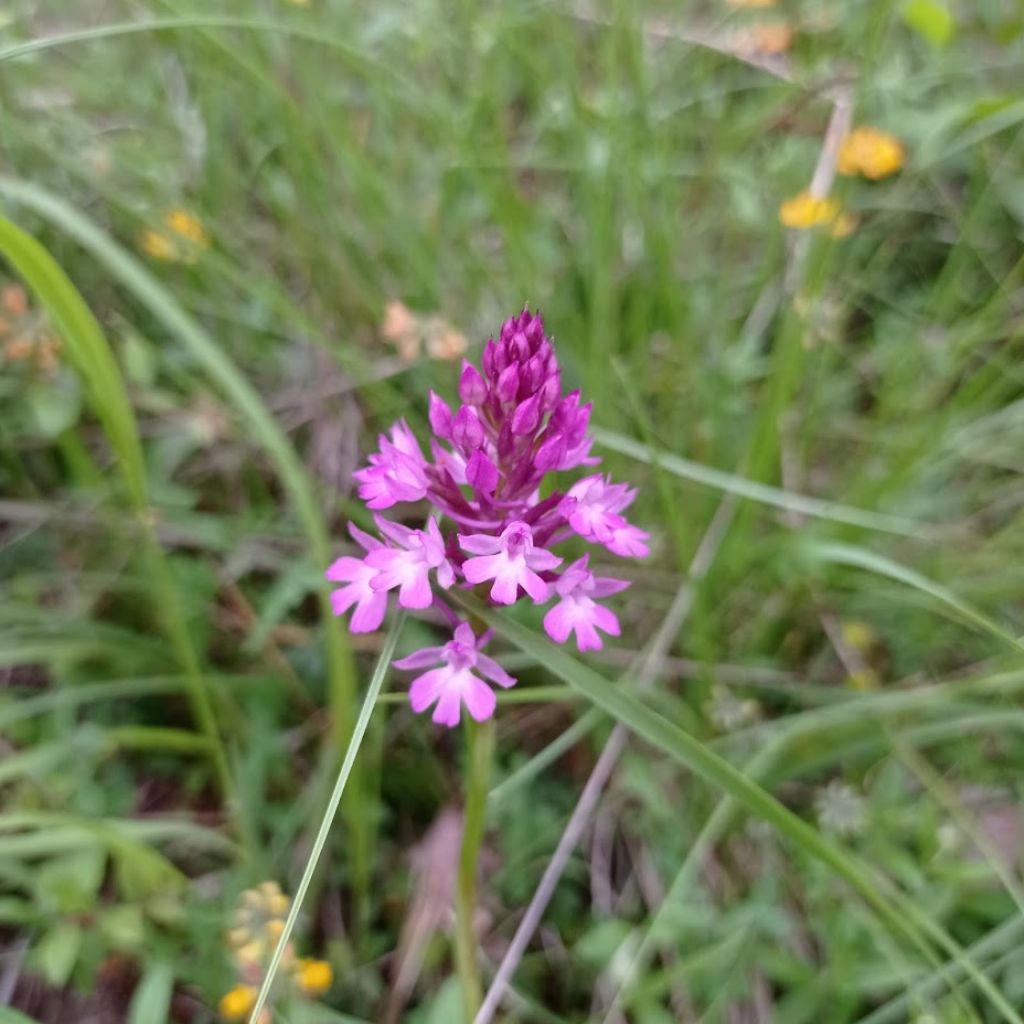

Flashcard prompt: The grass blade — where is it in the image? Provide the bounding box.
[0,211,231,803]
[593,426,928,536]
[248,614,403,1024]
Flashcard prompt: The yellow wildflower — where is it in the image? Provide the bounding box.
[424,317,468,361]
[726,0,775,7]
[294,958,333,998]
[779,190,841,229]
[164,208,209,247]
[381,300,421,362]
[838,127,904,180]
[218,985,256,1021]
[139,228,179,262]
[840,620,876,654]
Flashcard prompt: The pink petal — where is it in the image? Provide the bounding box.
[459,533,502,556]
[477,653,516,689]
[398,570,433,609]
[543,602,574,644]
[519,567,551,603]
[489,566,522,604]
[326,556,370,582]
[463,676,497,722]
[350,592,388,633]
[409,669,448,713]
[592,604,621,637]
[348,523,383,552]
[591,576,631,598]
[575,618,603,651]
[436,560,455,589]
[525,548,562,572]
[432,685,463,727]
[394,645,445,670]
[462,553,504,585]
[329,585,359,616]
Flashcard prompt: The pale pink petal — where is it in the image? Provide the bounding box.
[409,669,448,713]
[591,576,631,598]
[350,592,388,632]
[348,523,382,552]
[543,602,574,644]
[489,565,522,604]
[575,618,603,651]
[433,685,463,726]
[592,604,621,636]
[436,561,455,589]
[459,533,502,556]
[463,677,497,721]
[329,585,359,616]
[326,556,369,582]
[519,567,550,603]
[398,569,433,609]
[525,548,562,572]
[463,553,505,585]
[477,653,516,688]
[394,646,445,670]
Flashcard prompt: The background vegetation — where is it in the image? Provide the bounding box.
[3,1,1024,1021]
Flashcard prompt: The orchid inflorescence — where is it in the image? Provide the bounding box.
[327,308,648,727]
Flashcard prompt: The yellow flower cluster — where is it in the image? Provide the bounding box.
[218,882,334,1021]
[139,208,210,264]
[778,191,856,238]
[779,126,904,239]
[838,127,905,180]
[0,283,61,375]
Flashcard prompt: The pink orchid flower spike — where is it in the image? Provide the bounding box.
[394,624,516,726]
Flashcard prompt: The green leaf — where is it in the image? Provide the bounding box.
[98,904,146,951]
[33,921,82,986]
[32,848,105,915]
[901,0,955,46]
[127,960,174,1024]
[0,1010,45,1024]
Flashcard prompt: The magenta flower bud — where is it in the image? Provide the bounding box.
[522,353,546,393]
[466,449,498,494]
[534,434,566,472]
[459,362,487,405]
[511,392,541,436]
[496,364,520,404]
[428,390,453,440]
[539,371,561,413]
[482,339,499,378]
[510,331,530,362]
[452,405,485,453]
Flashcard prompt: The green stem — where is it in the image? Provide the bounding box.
[455,717,494,1022]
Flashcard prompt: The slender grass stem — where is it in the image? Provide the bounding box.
[456,716,495,1022]
[246,616,404,1024]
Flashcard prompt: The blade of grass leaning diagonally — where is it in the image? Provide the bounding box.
[592,426,930,537]
[0,213,234,808]
[475,606,1022,1024]
[247,615,403,1024]
[0,180,369,898]
[803,540,1024,654]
